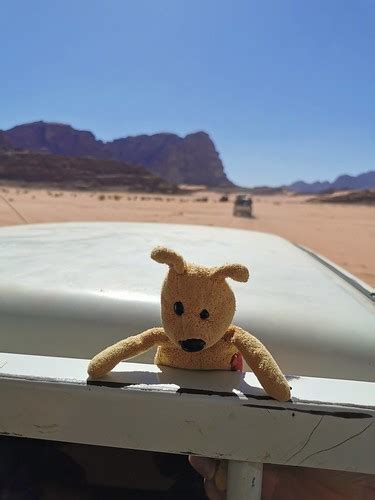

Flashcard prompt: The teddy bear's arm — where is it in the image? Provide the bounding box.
[225,325,291,402]
[87,327,167,378]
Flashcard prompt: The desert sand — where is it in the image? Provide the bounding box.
[0,186,374,286]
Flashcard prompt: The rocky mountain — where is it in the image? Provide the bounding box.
[0,149,179,193]
[288,171,375,194]
[0,131,11,149]
[4,122,233,187]
[331,171,375,191]
[308,190,375,205]
[288,180,331,194]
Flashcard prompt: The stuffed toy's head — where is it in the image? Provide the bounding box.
[151,246,249,352]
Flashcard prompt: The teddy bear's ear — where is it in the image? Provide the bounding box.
[211,264,249,282]
[151,247,186,274]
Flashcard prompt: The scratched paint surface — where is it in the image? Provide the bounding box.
[0,353,374,474]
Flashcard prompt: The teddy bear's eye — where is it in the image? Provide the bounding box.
[174,301,184,315]
[200,309,210,320]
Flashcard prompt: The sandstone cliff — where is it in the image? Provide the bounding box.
[0,149,179,193]
[5,122,233,187]
[0,131,11,149]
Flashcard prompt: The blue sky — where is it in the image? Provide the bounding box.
[1,0,374,186]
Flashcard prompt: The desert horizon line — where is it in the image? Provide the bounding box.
[1,120,374,190]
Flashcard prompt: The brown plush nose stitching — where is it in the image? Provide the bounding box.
[179,339,206,352]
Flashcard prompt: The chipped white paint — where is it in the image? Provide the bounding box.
[0,352,374,479]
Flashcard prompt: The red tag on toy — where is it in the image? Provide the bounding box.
[230,352,243,371]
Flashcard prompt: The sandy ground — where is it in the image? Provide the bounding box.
[0,186,374,286]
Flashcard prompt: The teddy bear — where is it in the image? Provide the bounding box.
[88,246,291,403]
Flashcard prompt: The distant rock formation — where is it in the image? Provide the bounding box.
[288,180,331,194]
[4,122,233,187]
[288,171,375,194]
[331,171,375,191]
[0,131,11,149]
[308,190,375,205]
[0,149,179,193]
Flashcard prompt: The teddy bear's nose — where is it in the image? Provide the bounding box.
[179,339,206,352]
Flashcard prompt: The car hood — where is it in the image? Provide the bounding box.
[0,221,374,381]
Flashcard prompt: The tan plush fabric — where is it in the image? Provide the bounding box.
[88,247,291,402]
[154,338,238,370]
[87,328,166,378]
[226,326,291,402]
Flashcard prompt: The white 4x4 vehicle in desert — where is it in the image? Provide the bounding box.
[233,195,253,218]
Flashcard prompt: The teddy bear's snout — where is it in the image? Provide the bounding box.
[179,339,206,352]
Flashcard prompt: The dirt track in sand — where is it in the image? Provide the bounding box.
[0,186,374,286]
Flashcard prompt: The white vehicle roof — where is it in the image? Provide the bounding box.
[0,221,374,382]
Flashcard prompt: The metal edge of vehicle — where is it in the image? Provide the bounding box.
[296,244,375,303]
